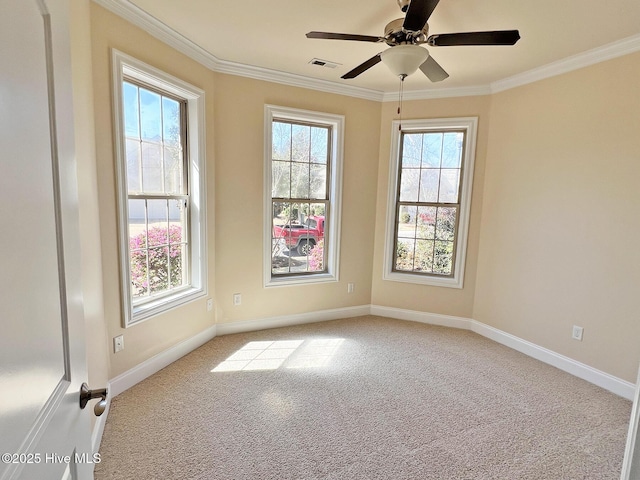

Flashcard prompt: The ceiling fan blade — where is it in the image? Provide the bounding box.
[419,55,449,82]
[306,31,383,43]
[403,0,440,33]
[427,30,521,46]
[341,54,382,79]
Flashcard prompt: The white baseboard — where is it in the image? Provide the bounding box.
[106,305,635,402]
[109,324,217,397]
[215,304,371,336]
[470,320,636,400]
[369,305,471,330]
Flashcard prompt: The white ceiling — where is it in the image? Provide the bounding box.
[123,0,640,95]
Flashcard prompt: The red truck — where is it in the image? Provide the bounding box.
[273,215,325,255]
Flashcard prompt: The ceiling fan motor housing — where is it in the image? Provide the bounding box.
[385,18,428,45]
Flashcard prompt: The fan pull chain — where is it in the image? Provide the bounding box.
[397,74,406,131]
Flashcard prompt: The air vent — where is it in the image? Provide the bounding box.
[308,58,341,69]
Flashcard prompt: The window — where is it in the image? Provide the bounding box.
[264,106,344,286]
[384,117,477,288]
[113,50,207,326]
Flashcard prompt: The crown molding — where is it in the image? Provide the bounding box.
[381,84,491,102]
[491,33,640,93]
[93,0,640,102]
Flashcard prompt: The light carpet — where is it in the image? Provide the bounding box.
[95,316,631,479]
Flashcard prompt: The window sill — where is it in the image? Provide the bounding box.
[129,287,206,326]
[266,272,338,288]
[383,271,463,289]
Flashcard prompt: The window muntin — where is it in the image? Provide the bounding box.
[124,81,190,301]
[394,131,464,276]
[113,50,207,326]
[384,118,477,289]
[264,106,344,287]
[271,121,330,276]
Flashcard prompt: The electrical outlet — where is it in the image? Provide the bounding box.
[572,325,584,341]
[207,298,213,311]
[347,283,354,293]
[114,335,124,353]
[233,293,242,306]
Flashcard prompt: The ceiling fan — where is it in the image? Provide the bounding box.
[306,0,520,82]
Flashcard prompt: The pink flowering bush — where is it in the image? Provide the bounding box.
[308,239,324,272]
[130,225,183,296]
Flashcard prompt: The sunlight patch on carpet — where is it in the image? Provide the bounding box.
[211,338,344,372]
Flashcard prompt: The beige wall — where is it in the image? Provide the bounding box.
[474,52,640,382]
[370,95,492,318]
[90,4,216,378]
[85,4,639,385]
[213,74,380,322]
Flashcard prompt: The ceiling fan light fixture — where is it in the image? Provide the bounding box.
[380,45,429,78]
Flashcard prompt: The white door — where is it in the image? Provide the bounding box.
[0,0,94,479]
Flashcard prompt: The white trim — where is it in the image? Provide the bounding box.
[491,34,640,94]
[620,365,640,479]
[111,49,208,327]
[109,325,217,397]
[93,1,640,101]
[102,303,635,405]
[381,85,492,102]
[263,105,344,287]
[382,117,477,289]
[370,304,470,330]
[216,305,370,336]
[370,304,634,400]
[469,320,635,400]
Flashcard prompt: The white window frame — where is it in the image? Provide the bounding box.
[112,50,207,326]
[264,105,344,287]
[383,117,477,289]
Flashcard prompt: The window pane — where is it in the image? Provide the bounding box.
[123,82,140,138]
[442,132,463,168]
[438,169,460,203]
[130,249,148,298]
[141,142,163,192]
[422,133,442,168]
[162,97,181,147]
[147,199,168,246]
[148,246,169,293]
[415,240,434,272]
[291,162,310,198]
[169,248,184,288]
[272,122,291,160]
[291,124,310,162]
[419,169,439,202]
[402,134,422,167]
[395,238,415,271]
[433,241,453,275]
[435,207,457,241]
[310,127,328,164]
[272,161,290,198]
[310,164,327,199]
[126,138,141,193]
[128,198,147,244]
[164,146,183,194]
[168,199,185,244]
[397,205,417,238]
[139,88,162,141]
[399,168,419,202]
[417,206,436,239]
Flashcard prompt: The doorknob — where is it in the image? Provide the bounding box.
[79,383,108,416]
